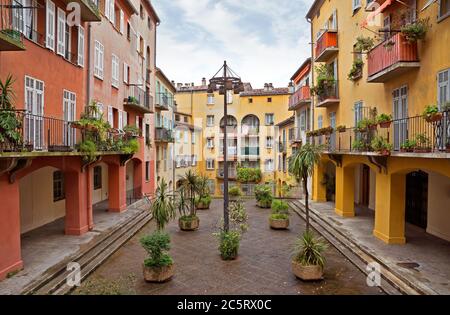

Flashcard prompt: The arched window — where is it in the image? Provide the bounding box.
[241,115,260,135]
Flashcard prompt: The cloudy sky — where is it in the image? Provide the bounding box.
[153,0,313,89]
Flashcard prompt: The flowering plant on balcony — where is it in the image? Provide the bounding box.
[356,118,377,132]
[423,105,443,123]
[401,18,430,43]
[237,167,262,183]
[400,139,417,153]
[352,139,370,152]
[319,126,334,136]
[311,64,335,97]
[371,136,393,156]
[123,125,140,138]
[377,113,393,128]
[355,36,375,53]
[348,59,364,81]
[336,125,346,133]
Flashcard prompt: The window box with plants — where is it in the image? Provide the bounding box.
[123,125,140,138]
[356,118,377,132]
[141,179,176,283]
[348,59,364,81]
[292,231,328,281]
[269,199,290,230]
[336,125,346,133]
[178,170,200,231]
[413,133,432,153]
[195,176,212,210]
[377,113,392,128]
[319,126,334,136]
[371,136,392,156]
[423,105,443,123]
[400,139,416,153]
[254,184,273,208]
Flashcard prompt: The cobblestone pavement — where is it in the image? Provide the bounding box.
[74,199,384,295]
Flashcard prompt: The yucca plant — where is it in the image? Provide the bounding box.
[293,230,328,267]
[151,178,176,231]
[179,170,200,216]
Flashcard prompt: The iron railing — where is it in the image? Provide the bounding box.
[126,85,152,111]
[317,80,339,104]
[308,111,450,154]
[155,92,173,110]
[155,127,174,142]
[126,186,142,206]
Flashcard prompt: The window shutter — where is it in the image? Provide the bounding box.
[77,26,84,66]
[119,10,124,34]
[105,0,110,20]
[56,8,66,56]
[46,0,55,50]
[123,63,128,83]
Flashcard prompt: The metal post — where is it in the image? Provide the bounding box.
[223,61,229,232]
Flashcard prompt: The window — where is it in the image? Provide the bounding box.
[265,159,274,172]
[438,69,450,109]
[207,93,214,105]
[318,115,323,129]
[94,41,104,79]
[46,0,55,50]
[94,166,102,190]
[111,54,119,88]
[119,10,124,34]
[354,101,363,125]
[145,123,150,142]
[123,111,127,127]
[123,63,129,84]
[266,136,273,149]
[207,115,215,127]
[227,90,233,104]
[77,26,84,66]
[63,90,76,146]
[184,131,189,144]
[206,180,215,194]
[267,97,272,103]
[105,0,115,24]
[300,110,306,131]
[206,159,215,170]
[207,137,214,148]
[24,76,44,149]
[249,98,253,104]
[126,22,131,40]
[118,110,123,130]
[192,132,196,144]
[265,113,274,125]
[440,0,450,18]
[184,116,188,123]
[53,171,65,202]
[147,16,152,29]
[56,8,65,56]
[145,162,150,182]
[352,0,361,12]
[107,106,113,126]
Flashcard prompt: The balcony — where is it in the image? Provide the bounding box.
[289,128,303,146]
[0,1,25,51]
[155,93,173,111]
[241,147,260,157]
[307,111,450,158]
[124,86,153,113]
[216,168,237,180]
[315,30,338,62]
[289,86,311,111]
[218,147,238,161]
[146,69,151,85]
[155,127,174,143]
[316,81,339,107]
[367,33,420,83]
[60,0,101,22]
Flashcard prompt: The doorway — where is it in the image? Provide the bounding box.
[361,165,370,207]
[405,171,428,229]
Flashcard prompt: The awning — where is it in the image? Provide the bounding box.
[361,0,393,28]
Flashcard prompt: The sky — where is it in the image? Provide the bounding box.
[152,0,313,89]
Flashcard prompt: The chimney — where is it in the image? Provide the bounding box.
[269,83,273,90]
[191,82,195,87]
[177,83,183,89]
[202,77,206,86]
[264,83,269,91]
[288,81,294,93]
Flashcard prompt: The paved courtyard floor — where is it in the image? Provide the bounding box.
[73,199,384,295]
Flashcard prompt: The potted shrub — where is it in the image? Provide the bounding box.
[214,200,248,260]
[371,136,392,156]
[423,105,442,123]
[195,176,212,210]
[142,179,176,282]
[352,139,367,152]
[229,186,243,202]
[377,113,393,128]
[336,125,346,133]
[400,139,416,153]
[414,133,432,153]
[401,18,430,43]
[292,231,328,281]
[123,125,140,138]
[254,184,273,208]
[356,118,374,132]
[269,200,290,230]
[178,170,200,231]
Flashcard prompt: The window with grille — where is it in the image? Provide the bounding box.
[53,171,65,202]
[94,166,102,190]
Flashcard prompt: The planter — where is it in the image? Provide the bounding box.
[400,148,414,153]
[291,260,323,281]
[414,148,432,153]
[424,113,443,123]
[196,202,210,210]
[257,201,271,208]
[71,122,84,130]
[143,264,174,283]
[446,145,450,153]
[179,217,199,231]
[379,121,391,129]
[368,124,378,131]
[269,218,289,230]
[377,149,391,156]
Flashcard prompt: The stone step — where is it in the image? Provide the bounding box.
[289,200,431,295]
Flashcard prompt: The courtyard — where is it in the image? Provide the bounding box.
[73,199,384,295]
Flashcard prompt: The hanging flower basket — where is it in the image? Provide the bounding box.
[71,122,84,130]
[424,112,443,123]
[368,124,378,131]
[379,121,391,129]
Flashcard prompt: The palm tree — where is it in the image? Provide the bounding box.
[0,75,16,110]
[288,143,323,232]
[179,170,199,216]
[151,178,176,230]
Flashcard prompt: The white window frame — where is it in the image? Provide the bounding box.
[119,10,124,34]
[24,76,45,150]
[438,68,450,110]
[352,0,361,12]
[94,40,104,79]
[77,26,85,67]
[123,62,129,84]
[111,54,119,88]
[207,93,215,105]
[207,115,214,127]
[118,110,123,130]
[107,106,113,127]
[266,136,273,149]
[206,159,215,170]
[63,90,76,146]
[207,137,214,149]
[265,113,274,125]
[265,159,274,172]
[56,8,66,56]
[122,111,128,127]
[226,90,233,104]
[46,0,55,51]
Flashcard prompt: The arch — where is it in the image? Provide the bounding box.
[220,115,238,128]
[241,114,260,134]
[388,157,450,179]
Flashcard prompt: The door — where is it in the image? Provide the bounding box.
[25,77,44,150]
[405,171,428,229]
[329,112,336,151]
[393,86,408,151]
[63,90,76,147]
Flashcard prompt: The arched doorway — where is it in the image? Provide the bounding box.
[405,171,428,229]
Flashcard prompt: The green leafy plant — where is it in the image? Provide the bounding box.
[151,179,176,231]
[347,59,364,81]
[423,105,442,123]
[127,96,139,104]
[355,35,375,53]
[400,139,417,152]
[352,139,368,151]
[293,230,328,267]
[254,184,273,208]
[270,200,289,220]
[311,64,335,97]
[121,138,140,154]
[195,175,212,208]
[371,136,393,155]
[414,133,431,151]
[140,232,173,268]
[356,118,377,132]
[179,170,200,217]
[228,186,243,198]
[123,125,140,137]
[236,167,262,183]
[79,140,97,162]
[377,113,392,123]
[401,18,430,43]
[0,75,22,150]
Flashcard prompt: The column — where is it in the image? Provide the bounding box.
[0,175,23,280]
[312,162,327,202]
[373,172,406,244]
[335,166,355,217]
[108,163,127,212]
[65,170,89,235]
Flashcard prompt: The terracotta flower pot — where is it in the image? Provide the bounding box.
[425,113,443,123]
[179,217,200,231]
[379,121,391,129]
[414,148,432,153]
[143,264,174,283]
[368,124,378,131]
[292,260,324,281]
[196,202,210,210]
[269,218,289,230]
[257,201,271,208]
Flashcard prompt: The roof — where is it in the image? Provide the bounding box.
[290,58,312,82]
[175,122,202,131]
[174,110,192,117]
[156,68,176,93]
[176,82,253,93]
[240,87,291,97]
[306,0,325,20]
[276,116,295,127]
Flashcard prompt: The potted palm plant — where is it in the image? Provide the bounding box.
[269,199,290,230]
[178,170,200,231]
[254,184,273,208]
[292,231,328,281]
[141,179,176,282]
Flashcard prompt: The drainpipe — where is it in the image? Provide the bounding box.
[86,23,92,107]
[307,17,315,133]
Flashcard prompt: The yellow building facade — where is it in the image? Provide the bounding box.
[175,82,292,197]
[306,0,450,244]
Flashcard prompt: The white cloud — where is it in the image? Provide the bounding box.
[154,0,312,88]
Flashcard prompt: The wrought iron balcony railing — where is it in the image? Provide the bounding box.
[0,0,25,51]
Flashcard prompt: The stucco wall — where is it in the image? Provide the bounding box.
[92,163,109,205]
[427,172,450,241]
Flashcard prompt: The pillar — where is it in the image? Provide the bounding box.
[65,170,90,235]
[373,172,406,244]
[0,176,23,280]
[312,162,327,202]
[335,166,355,217]
[86,166,94,230]
[108,163,127,212]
